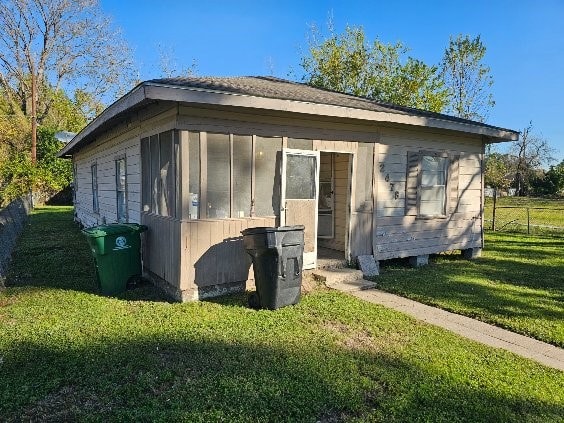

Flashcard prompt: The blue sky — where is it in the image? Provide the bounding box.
[101,0,564,162]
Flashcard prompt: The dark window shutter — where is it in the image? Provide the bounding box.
[405,151,420,216]
[448,154,460,214]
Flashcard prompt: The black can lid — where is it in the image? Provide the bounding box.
[241,225,304,236]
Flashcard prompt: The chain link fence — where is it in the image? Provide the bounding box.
[485,204,564,235]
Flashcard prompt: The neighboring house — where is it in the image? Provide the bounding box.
[58,76,518,301]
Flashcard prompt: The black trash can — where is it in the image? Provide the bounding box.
[242,225,305,310]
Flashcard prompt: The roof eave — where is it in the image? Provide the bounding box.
[57,84,147,158]
[143,83,518,141]
[59,82,518,157]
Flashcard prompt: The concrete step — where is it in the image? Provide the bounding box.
[311,268,377,292]
[316,257,349,270]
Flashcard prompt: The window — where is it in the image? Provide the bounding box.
[140,131,176,217]
[188,131,200,219]
[405,151,459,218]
[72,164,78,205]
[149,135,160,213]
[116,158,127,222]
[178,131,281,219]
[355,143,374,211]
[91,163,99,213]
[420,155,448,216]
[285,154,316,199]
[159,131,174,217]
[206,133,230,218]
[232,135,252,217]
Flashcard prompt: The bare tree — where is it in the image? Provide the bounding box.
[512,122,555,195]
[157,44,197,78]
[0,0,134,163]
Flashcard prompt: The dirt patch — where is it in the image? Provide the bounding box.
[301,272,326,294]
[323,321,375,351]
[322,320,408,353]
[316,408,350,422]
[0,293,17,308]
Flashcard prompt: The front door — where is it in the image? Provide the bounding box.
[280,149,320,269]
[318,152,334,239]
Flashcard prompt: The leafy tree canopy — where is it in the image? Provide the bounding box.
[300,25,449,113]
[441,34,495,122]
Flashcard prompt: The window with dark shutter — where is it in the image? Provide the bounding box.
[405,151,420,216]
[405,150,459,218]
[448,154,460,214]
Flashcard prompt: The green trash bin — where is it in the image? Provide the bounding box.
[82,223,148,295]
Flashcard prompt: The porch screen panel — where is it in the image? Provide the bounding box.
[159,130,174,217]
[254,136,281,217]
[149,135,160,214]
[206,133,230,218]
[188,132,200,219]
[355,142,374,211]
[233,135,252,217]
[141,137,151,212]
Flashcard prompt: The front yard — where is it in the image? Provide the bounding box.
[375,232,564,348]
[0,207,563,421]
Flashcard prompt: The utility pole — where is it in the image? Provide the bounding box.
[31,72,37,164]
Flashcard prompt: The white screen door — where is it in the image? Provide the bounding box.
[280,149,320,269]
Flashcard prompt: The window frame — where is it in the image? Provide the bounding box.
[91,162,99,214]
[417,152,449,218]
[406,150,459,220]
[115,156,128,223]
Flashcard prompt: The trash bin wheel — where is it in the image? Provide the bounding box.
[127,275,143,289]
[248,292,260,309]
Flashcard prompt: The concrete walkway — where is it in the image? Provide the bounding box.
[350,288,564,371]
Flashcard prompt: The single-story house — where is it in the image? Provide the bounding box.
[58,76,518,301]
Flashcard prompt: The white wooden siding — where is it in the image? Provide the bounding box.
[73,105,177,227]
[373,127,483,259]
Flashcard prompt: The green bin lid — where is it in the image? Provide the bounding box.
[82,223,147,238]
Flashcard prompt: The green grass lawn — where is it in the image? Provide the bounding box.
[484,196,564,233]
[1,207,563,421]
[376,232,564,348]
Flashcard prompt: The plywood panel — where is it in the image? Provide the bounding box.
[141,213,181,287]
[349,212,372,256]
[178,217,276,293]
[375,239,482,261]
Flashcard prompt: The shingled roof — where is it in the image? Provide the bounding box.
[148,76,512,133]
[59,76,518,157]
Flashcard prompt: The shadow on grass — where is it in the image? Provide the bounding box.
[5,207,167,302]
[1,335,561,422]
